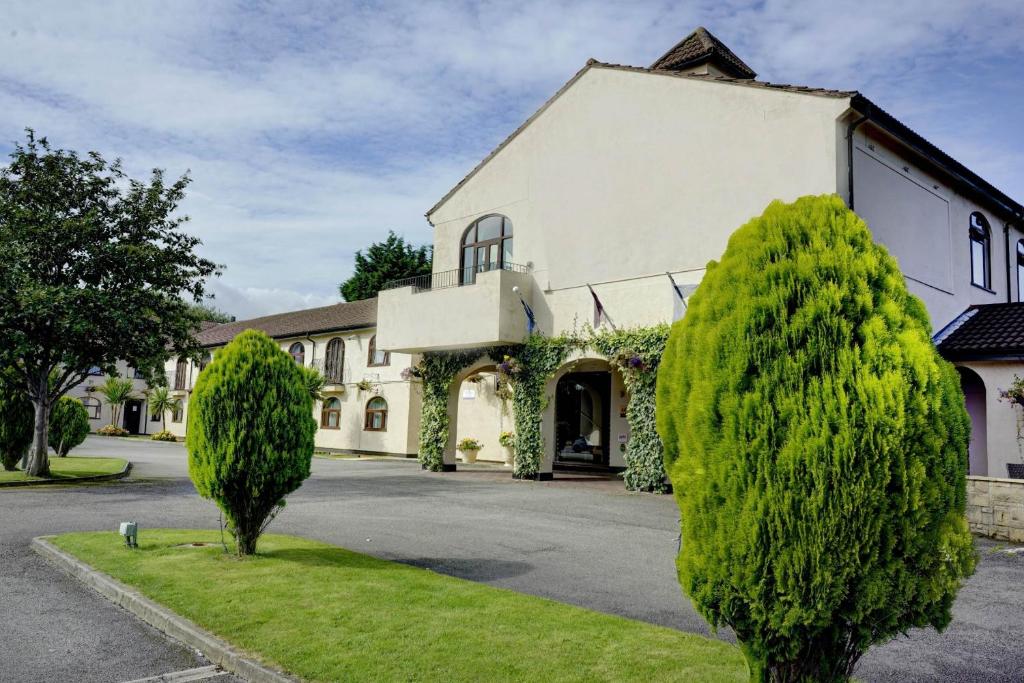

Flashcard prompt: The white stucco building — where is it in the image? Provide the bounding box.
[169,28,1024,480]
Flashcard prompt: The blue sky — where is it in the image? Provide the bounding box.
[2,1,1022,318]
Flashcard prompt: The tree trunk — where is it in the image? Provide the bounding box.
[25,376,51,477]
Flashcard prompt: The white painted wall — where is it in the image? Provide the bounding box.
[955,360,1024,478]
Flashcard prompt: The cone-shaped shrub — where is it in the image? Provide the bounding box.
[48,396,91,457]
[187,330,316,555]
[0,369,34,470]
[656,195,975,681]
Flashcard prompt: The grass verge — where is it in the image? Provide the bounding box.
[0,456,127,483]
[52,530,746,682]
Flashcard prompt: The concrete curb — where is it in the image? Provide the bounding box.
[32,536,297,683]
[0,461,133,488]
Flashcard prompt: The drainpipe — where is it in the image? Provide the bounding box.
[846,111,870,211]
[1005,222,1012,303]
[305,333,316,367]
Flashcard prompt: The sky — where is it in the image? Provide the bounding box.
[2,1,1022,319]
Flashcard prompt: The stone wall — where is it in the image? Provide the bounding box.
[966,475,1024,543]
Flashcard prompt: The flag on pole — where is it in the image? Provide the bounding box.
[519,296,536,334]
[587,284,615,329]
[666,272,698,321]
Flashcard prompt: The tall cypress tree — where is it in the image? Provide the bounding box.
[656,195,975,681]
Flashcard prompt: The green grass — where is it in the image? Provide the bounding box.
[52,530,747,682]
[0,456,126,483]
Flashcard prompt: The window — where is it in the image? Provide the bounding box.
[81,396,101,420]
[88,366,103,376]
[364,397,388,431]
[1017,240,1024,302]
[969,212,991,289]
[132,367,146,380]
[173,357,188,390]
[321,397,341,429]
[199,352,212,372]
[324,338,345,383]
[289,342,305,365]
[171,402,184,423]
[460,214,513,285]
[367,335,389,367]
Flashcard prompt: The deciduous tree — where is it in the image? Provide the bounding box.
[656,195,975,681]
[0,130,218,475]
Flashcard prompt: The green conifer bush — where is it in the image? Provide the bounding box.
[0,369,34,470]
[48,396,91,457]
[186,330,316,555]
[656,195,975,681]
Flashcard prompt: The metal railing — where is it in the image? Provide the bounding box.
[382,262,529,293]
[311,358,347,384]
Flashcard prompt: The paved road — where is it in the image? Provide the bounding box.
[2,437,1022,682]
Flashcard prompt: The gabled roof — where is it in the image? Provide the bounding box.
[934,304,1024,361]
[196,298,377,348]
[650,26,756,79]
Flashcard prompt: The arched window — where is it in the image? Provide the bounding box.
[199,351,212,372]
[970,212,991,289]
[1017,240,1024,302]
[171,402,184,423]
[460,214,513,285]
[364,397,388,431]
[80,396,102,420]
[367,335,389,367]
[324,338,345,383]
[173,357,188,390]
[288,342,305,365]
[321,397,341,429]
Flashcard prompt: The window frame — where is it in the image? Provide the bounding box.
[324,338,345,382]
[364,396,388,432]
[320,397,342,429]
[81,396,102,420]
[173,357,189,391]
[171,402,184,423]
[367,335,389,367]
[969,212,992,290]
[1016,239,1024,302]
[288,342,306,365]
[459,214,513,285]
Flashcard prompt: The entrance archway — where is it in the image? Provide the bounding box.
[957,366,987,476]
[554,371,610,467]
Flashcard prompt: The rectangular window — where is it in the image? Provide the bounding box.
[88,366,103,376]
[971,240,987,287]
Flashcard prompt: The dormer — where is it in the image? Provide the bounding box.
[649,26,757,79]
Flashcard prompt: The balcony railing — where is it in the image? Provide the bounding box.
[382,262,529,293]
[310,358,347,385]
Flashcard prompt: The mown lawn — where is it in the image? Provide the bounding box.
[53,530,747,682]
[0,456,126,483]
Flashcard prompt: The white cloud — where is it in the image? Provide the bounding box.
[0,1,1021,318]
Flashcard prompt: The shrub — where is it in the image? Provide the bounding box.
[150,430,177,442]
[186,329,316,556]
[0,369,33,471]
[48,396,90,457]
[656,195,976,681]
[96,424,129,437]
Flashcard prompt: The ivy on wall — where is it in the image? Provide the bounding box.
[591,324,671,492]
[416,349,488,471]
[497,333,583,479]
[414,323,670,492]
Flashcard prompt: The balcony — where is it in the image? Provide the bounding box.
[377,263,535,353]
[310,358,347,392]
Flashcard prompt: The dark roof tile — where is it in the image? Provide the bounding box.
[935,304,1024,360]
[196,298,377,348]
[650,26,757,79]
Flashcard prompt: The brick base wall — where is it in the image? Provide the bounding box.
[966,475,1024,543]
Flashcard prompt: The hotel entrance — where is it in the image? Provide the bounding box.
[553,371,611,469]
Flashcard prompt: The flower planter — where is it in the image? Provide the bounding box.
[459,448,479,464]
[502,446,514,467]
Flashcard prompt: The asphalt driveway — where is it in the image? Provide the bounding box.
[1,436,1022,682]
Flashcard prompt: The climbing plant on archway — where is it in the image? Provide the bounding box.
[416,349,490,471]
[591,324,671,492]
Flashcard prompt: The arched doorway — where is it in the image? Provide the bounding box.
[957,366,987,476]
[554,371,610,467]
